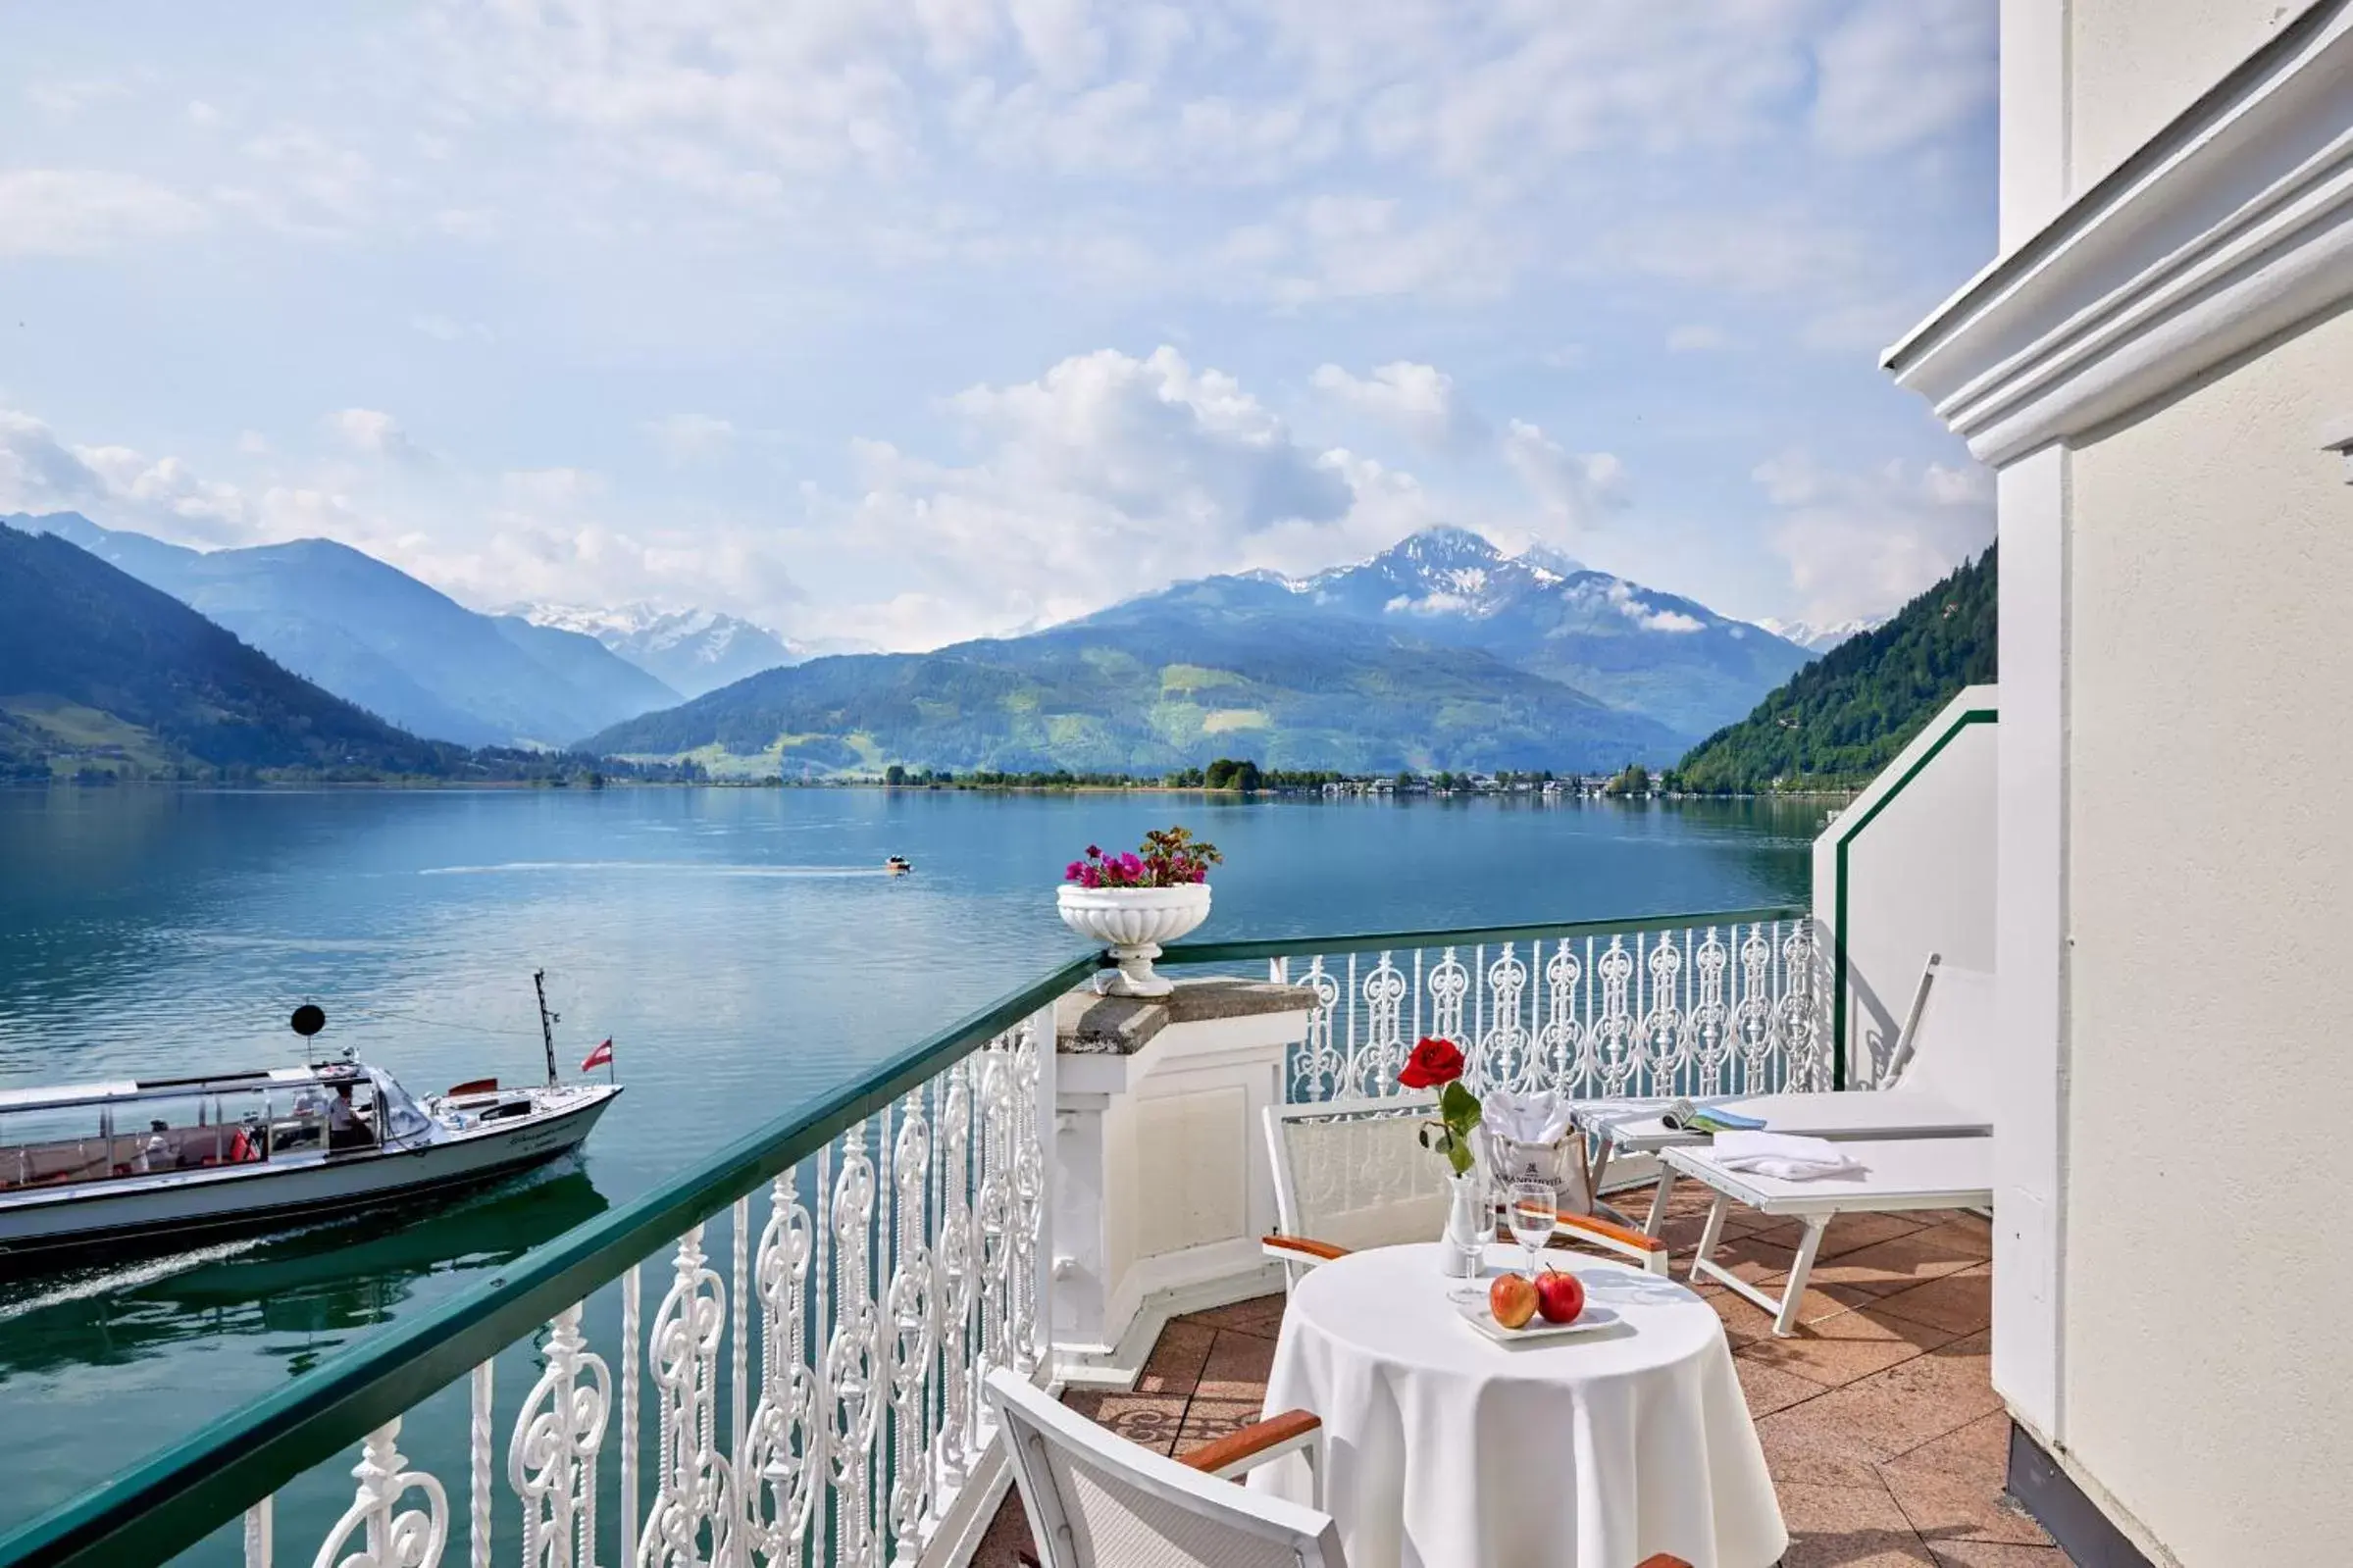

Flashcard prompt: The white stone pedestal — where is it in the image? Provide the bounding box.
[1049,978,1318,1379]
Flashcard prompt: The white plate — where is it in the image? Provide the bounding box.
[1455,1298,1623,1343]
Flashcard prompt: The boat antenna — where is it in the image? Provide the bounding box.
[533,969,559,1088]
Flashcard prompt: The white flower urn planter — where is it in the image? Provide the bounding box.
[1056,882,1211,997]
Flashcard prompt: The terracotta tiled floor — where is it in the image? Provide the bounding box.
[977,1182,2072,1567]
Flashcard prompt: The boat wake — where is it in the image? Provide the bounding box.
[0,1220,343,1321]
[420,861,896,878]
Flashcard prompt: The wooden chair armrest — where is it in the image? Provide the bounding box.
[1555,1211,1668,1254]
[1635,1557,1693,1568]
[1179,1409,1321,1480]
[1261,1234,1350,1262]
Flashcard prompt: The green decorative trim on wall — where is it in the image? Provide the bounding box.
[1829,706,1998,1088]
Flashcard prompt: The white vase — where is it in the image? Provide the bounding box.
[1055,882,1212,997]
[1440,1169,1490,1278]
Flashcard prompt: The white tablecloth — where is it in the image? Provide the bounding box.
[1250,1242,1786,1568]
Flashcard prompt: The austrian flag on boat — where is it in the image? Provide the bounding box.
[582,1038,614,1073]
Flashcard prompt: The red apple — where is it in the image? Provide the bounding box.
[1489,1272,1539,1330]
[1535,1268,1586,1324]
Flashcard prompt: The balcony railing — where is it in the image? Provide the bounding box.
[1160,906,1824,1105]
[0,907,1824,1568]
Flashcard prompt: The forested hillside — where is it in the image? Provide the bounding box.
[0,524,462,779]
[1671,544,1995,792]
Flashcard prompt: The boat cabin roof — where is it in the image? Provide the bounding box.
[0,1063,366,1118]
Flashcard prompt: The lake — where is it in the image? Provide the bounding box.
[0,784,1820,1543]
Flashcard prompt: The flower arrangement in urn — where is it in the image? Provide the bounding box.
[1057,827,1222,996]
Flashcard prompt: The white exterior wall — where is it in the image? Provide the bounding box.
[2060,307,2353,1563]
[1811,688,1998,1087]
[2070,0,2309,187]
[1889,3,2353,1554]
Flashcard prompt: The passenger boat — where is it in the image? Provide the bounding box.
[0,995,620,1263]
[886,855,913,874]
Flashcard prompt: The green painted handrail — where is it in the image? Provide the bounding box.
[0,952,1106,1568]
[0,900,1815,1568]
[1158,904,1809,966]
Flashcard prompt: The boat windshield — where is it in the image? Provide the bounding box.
[372,1072,434,1142]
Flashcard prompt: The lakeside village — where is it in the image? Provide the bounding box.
[25,753,1822,799]
[871,758,1710,799]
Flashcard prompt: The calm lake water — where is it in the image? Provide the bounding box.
[0,784,1819,1549]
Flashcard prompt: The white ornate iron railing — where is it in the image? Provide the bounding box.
[1174,911,1827,1105]
[2,957,1090,1568]
[246,1027,1046,1568]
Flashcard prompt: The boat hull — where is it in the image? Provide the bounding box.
[0,1086,619,1263]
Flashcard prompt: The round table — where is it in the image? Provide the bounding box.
[1249,1242,1787,1568]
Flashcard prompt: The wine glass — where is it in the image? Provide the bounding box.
[1508,1181,1557,1277]
[1445,1163,1500,1305]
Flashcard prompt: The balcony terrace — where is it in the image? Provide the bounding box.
[974,1182,2044,1568]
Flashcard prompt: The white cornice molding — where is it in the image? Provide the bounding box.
[1886,0,2353,467]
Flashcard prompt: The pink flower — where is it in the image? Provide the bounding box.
[1117,852,1144,878]
[1064,860,1085,881]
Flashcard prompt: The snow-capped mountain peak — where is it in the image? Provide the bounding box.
[1755,616,1884,653]
[513,602,802,699]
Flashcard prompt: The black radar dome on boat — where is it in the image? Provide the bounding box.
[290,1003,327,1038]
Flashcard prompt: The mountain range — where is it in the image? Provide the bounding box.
[1150,528,1811,738]
[584,531,1811,775]
[512,602,802,699]
[13,512,683,748]
[0,523,460,779]
[9,511,1827,776]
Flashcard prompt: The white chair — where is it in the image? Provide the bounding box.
[987,1368,1699,1568]
[1581,955,1997,1236]
[1669,1133,1994,1337]
[985,1366,1342,1568]
[1260,1093,1670,1284]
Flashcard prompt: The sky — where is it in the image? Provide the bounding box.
[0,0,1999,650]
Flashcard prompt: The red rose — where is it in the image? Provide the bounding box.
[1398,1036,1465,1089]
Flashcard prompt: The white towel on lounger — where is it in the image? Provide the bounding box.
[1711,1130,1865,1181]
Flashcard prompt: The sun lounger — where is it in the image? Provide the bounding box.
[1667,1133,1993,1336]
[1579,955,1995,1235]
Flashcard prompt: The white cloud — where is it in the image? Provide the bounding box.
[942,345,1350,531]
[1501,419,1626,533]
[646,414,738,463]
[1603,580,1704,633]
[828,346,1427,642]
[0,171,206,257]
[0,411,110,514]
[1310,361,1480,452]
[0,409,257,545]
[215,126,372,235]
[1665,324,1734,354]
[327,409,424,463]
[1755,450,1994,625]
